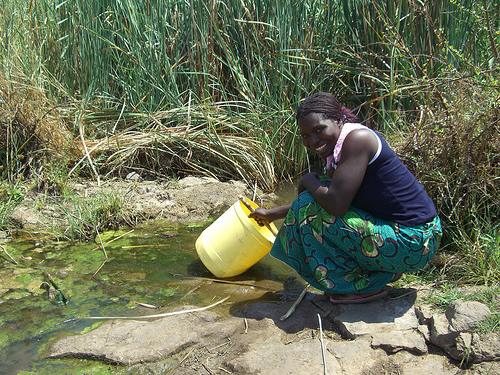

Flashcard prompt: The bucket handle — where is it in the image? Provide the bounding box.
[238,195,278,236]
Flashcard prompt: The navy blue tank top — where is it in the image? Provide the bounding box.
[351,132,437,226]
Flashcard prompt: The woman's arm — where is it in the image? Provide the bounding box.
[248,204,291,226]
[300,129,378,216]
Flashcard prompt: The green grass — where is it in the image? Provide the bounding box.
[426,283,500,333]
[57,191,125,241]
[0,181,25,229]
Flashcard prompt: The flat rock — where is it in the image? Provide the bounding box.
[47,308,241,365]
[471,332,500,363]
[327,337,387,374]
[371,330,428,354]
[45,293,500,374]
[388,350,459,375]
[332,293,419,339]
[226,323,342,374]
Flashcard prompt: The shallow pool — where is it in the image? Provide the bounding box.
[0,206,304,374]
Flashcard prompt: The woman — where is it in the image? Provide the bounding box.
[250,92,442,303]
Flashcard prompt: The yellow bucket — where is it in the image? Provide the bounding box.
[195,197,278,278]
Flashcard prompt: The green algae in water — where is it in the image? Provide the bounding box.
[18,361,115,375]
[1,222,300,374]
[0,224,209,374]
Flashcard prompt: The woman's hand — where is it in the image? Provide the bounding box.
[248,208,273,227]
[248,205,291,226]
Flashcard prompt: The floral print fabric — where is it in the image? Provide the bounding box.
[270,190,442,294]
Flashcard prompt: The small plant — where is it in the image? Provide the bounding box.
[426,283,466,311]
[0,182,26,230]
[477,313,500,334]
[62,192,125,241]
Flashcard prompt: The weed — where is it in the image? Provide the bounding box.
[427,284,465,311]
[0,182,26,229]
[61,192,125,241]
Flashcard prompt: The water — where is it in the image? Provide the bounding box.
[0,187,304,375]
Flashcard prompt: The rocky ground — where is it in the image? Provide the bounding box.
[9,176,500,374]
[10,175,267,231]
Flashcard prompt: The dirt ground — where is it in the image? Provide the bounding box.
[10,175,279,233]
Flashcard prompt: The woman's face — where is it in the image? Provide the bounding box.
[298,112,341,159]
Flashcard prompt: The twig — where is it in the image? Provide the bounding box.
[202,363,216,375]
[388,289,420,300]
[210,339,231,352]
[92,228,108,277]
[44,271,60,289]
[170,273,277,291]
[0,245,18,264]
[318,314,327,375]
[166,347,195,375]
[238,195,278,236]
[280,284,309,321]
[122,244,171,249]
[89,229,135,252]
[79,296,230,320]
[77,117,101,186]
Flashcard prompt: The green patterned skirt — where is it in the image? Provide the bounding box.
[270,191,442,294]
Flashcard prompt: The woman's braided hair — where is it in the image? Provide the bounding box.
[296,92,359,123]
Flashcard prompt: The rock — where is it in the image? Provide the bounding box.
[332,293,419,340]
[226,320,342,374]
[470,332,500,363]
[325,293,429,356]
[371,330,428,355]
[177,176,218,188]
[125,172,143,182]
[429,313,459,348]
[417,324,431,342]
[45,293,499,374]
[10,206,42,229]
[445,332,473,361]
[47,308,241,365]
[423,300,499,365]
[446,299,491,332]
[327,337,387,375]
[445,331,500,364]
[389,350,458,375]
[415,304,434,325]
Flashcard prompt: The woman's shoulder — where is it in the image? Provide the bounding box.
[342,124,379,148]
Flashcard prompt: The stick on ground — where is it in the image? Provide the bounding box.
[318,313,327,375]
[0,245,17,265]
[280,283,309,321]
[80,296,230,320]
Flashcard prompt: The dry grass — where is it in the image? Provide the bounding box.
[66,104,278,189]
[0,76,74,168]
